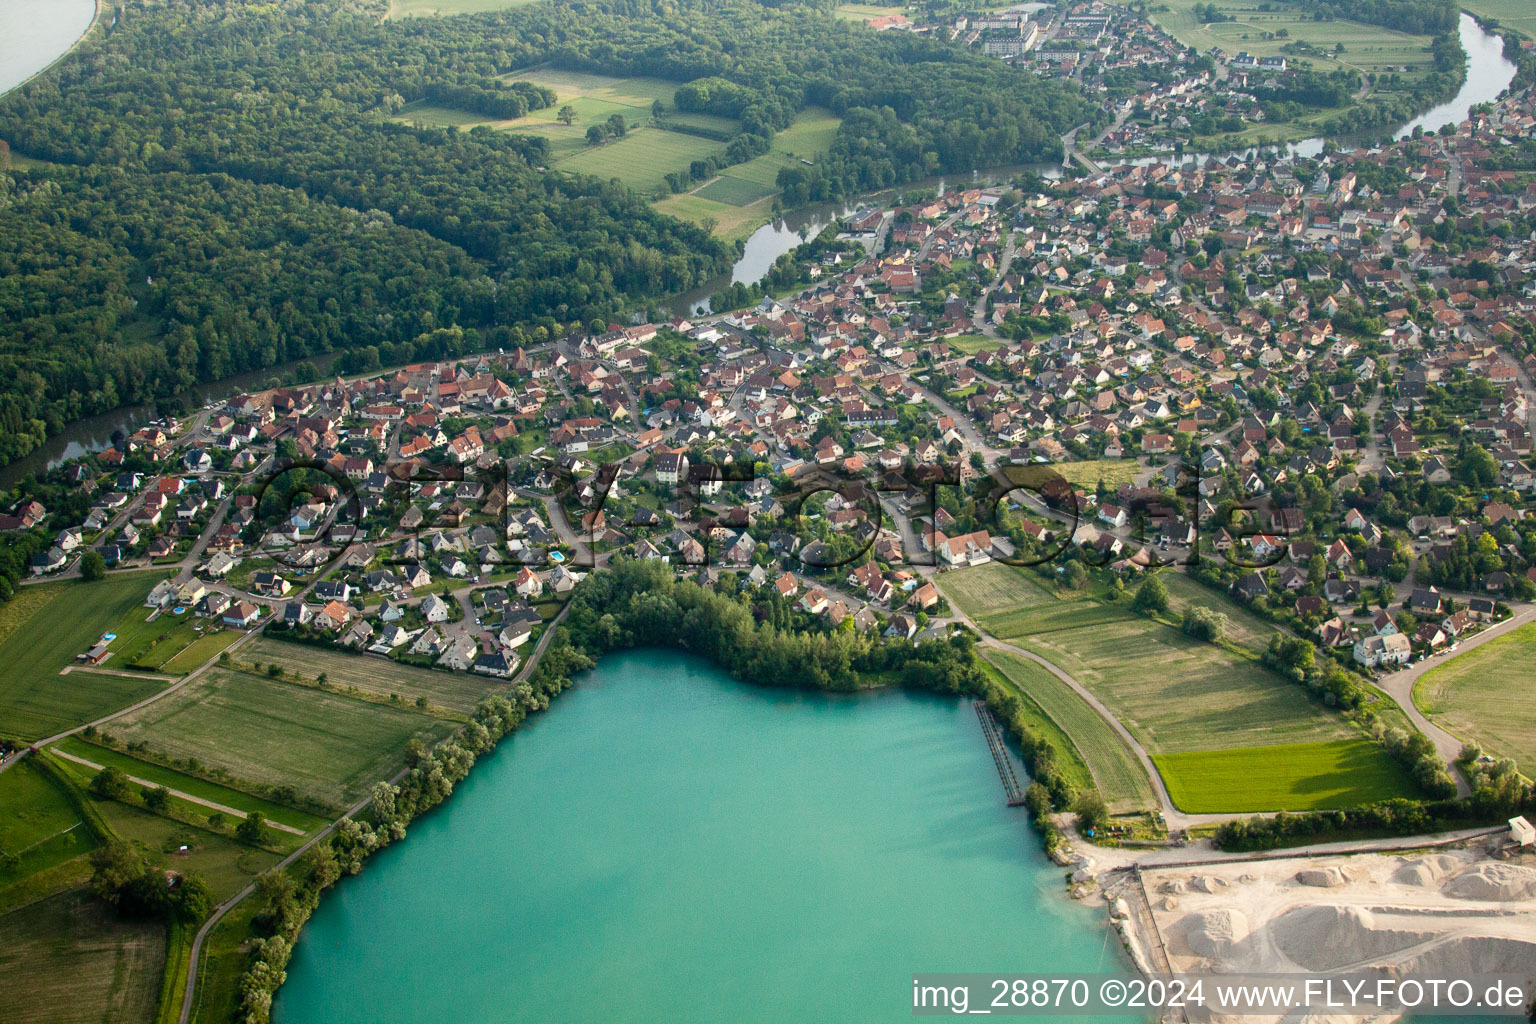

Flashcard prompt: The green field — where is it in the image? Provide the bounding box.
[1013,607,1357,753]
[243,636,501,715]
[0,572,171,739]
[394,69,733,190]
[47,738,329,834]
[1128,0,1438,77]
[106,602,238,673]
[1158,572,1280,655]
[105,666,454,809]
[0,760,96,891]
[937,562,1058,621]
[91,799,280,899]
[947,333,996,355]
[160,629,242,674]
[557,127,727,190]
[984,651,1157,813]
[946,574,1358,755]
[1414,622,1536,778]
[1464,0,1536,40]
[695,174,779,207]
[1154,739,1419,813]
[0,890,165,1024]
[653,108,842,238]
[1053,459,1144,491]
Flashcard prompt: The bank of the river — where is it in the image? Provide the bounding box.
[272,650,1137,1023]
[0,0,97,98]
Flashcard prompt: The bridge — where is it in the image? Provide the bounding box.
[974,701,1028,806]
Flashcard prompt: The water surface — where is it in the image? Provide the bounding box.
[0,0,94,96]
[274,651,1130,1023]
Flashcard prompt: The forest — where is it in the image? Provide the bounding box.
[0,0,1092,466]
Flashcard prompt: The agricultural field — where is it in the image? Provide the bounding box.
[1414,622,1536,778]
[983,651,1157,813]
[242,636,502,715]
[105,666,455,809]
[937,562,1058,621]
[0,571,171,740]
[1129,0,1439,79]
[0,890,165,1024]
[1012,604,1358,753]
[1154,739,1419,813]
[0,760,96,893]
[695,174,779,207]
[47,738,329,834]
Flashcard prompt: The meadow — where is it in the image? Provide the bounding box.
[1052,459,1144,491]
[983,651,1157,813]
[653,109,843,238]
[936,561,1058,621]
[1154,739,1419,813]
[1133,0,1438,78]
[1414,622,1536,777]
[395,69,734,191]
[1158,571,1279,655]
[105,666,455,809]
[243,636,503,715]
[0,571,171,740]
[0,760,95,893]
[48,737,330,834]
[90,799,281,899]
[0,890,165,1024]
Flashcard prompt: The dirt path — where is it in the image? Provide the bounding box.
[47,748,306,836]
[58,665,178,683]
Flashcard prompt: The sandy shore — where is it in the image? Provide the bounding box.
[1061,830,1536,1022]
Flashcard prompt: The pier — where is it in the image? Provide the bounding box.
[974,701,1027,806]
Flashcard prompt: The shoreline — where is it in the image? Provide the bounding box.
[0,0,102,102]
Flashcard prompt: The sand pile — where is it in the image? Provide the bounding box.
[1189,875,1228,893]
[1395,934,1536,979]
[1295,866,1349,888]
[1177,908,1251,960]
[1442,862,1536,901]
[1269,905,1434,971]
[1390,855,1462,887]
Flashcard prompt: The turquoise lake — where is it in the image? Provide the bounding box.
[274,650,1132,1023]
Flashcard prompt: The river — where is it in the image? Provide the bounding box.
[273,651,1135,1024]
[685,13,1514,306]
[0,353,341,491]
[0,0,95,97]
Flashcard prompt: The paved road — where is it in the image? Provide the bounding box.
[1376,603,1536,768]
[971,232,1018,339]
